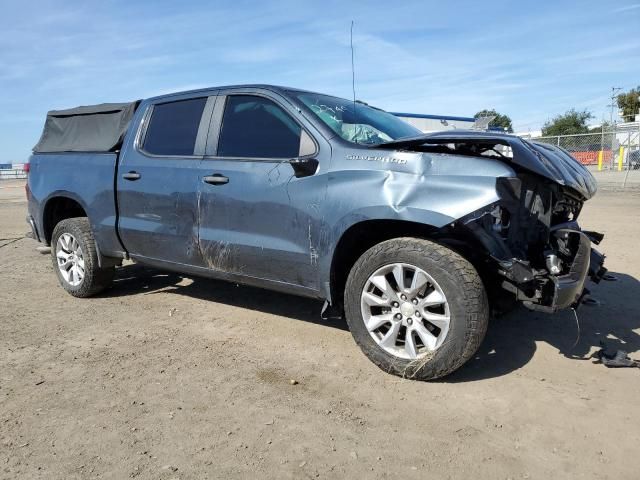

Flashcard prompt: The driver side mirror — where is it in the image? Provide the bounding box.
[289,130,319,178]
[288,157,319,178]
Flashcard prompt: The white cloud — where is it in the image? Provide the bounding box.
[220,46,284,64]
[146,84,211,97]
[1,0,640,163]
[52,55,86,68]
[613,3,640,12]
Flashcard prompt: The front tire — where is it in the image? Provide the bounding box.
[51,218,115,297]
[344,238,489,380]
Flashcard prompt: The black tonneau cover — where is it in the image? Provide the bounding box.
[33,101,140,153]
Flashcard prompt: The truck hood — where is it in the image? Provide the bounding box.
[372,130,597,200]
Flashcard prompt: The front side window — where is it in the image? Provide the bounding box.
[218,95,301,158]
[143,97,207,156]
[293,92,422,145]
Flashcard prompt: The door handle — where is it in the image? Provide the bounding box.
[122,171,141,181]
[203,174,229,185]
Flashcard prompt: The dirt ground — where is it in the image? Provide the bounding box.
[2,178,640,480]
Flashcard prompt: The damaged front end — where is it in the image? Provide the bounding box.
[462,175,606,312]
[374,130,608,313]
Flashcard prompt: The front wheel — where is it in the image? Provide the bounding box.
[344,238,489,380]
[51,218,115,297]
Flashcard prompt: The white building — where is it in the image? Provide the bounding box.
[391,112,476,133]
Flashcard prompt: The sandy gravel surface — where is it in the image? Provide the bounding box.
[1,179,640,479]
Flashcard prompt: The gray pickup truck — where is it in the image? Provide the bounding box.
[26,85,607,380]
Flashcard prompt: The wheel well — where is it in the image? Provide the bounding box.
[42,197,87,244]
[330,220,438,308]
[329,219,494,311]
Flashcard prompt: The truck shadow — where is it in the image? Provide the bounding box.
[105,265,640,382]
[105,263,347,331]
[447,271,640,382]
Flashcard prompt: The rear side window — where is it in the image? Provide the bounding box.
[218,95,301,158]
[143,97,207,156]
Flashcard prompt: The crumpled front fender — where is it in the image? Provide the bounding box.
[319,162,517,298]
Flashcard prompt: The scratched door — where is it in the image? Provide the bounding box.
[117,94,213,266]
[195,91,329,290]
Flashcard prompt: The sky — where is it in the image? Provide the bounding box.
[1,0,639,163]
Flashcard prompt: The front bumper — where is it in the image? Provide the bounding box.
[498,227,606,312]
[539,229,591,311]
[460,196,607,313]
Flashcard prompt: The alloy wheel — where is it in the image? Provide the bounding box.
[360,263,450,360]
[55,233,85,287]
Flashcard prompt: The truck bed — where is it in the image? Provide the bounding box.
[27,152,124,257]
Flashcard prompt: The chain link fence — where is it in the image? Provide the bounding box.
[524,123,640,189]
[530,123,640,171]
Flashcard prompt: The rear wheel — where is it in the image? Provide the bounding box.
[344,238,489,380]
[51,218,115,297]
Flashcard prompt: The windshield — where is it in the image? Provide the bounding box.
[293,92,422,145]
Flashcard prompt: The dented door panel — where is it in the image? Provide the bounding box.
[196,160,328,288]
[195,88,331,290]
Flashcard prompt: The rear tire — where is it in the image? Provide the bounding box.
[51,218,115,297]
[344,237,489,380]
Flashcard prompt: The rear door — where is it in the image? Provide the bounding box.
[117,93,215,265]
[196,90,329,291]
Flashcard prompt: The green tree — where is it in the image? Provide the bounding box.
[617,87,640,122]
[589,121,613,133]
[541,109,593,136]
[474,109,513,132]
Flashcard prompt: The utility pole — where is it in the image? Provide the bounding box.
[609,86,623,126]
[604,87,623,170]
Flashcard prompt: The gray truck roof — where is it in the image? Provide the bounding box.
[147,84,316,102]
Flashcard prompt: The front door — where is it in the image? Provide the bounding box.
[117,94,215,266]
[196,92,329,291]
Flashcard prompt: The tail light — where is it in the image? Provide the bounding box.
[24,162,30,198]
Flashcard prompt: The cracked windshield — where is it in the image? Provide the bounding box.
[294,92,421,145]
